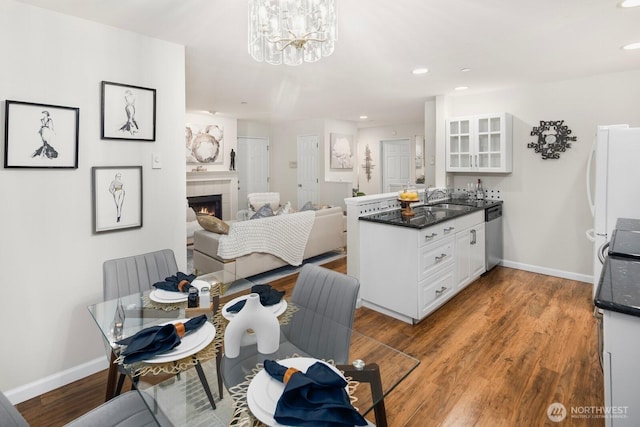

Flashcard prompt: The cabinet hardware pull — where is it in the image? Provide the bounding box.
[471,229,476,245]
[444,227,455,233]
[435,286,448,297]
[435,253,447,263]
[424,233,437,240]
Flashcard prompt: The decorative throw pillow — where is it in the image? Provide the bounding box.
[300,201,317,211]
[276,201,292,215]
[251,204,275,219]
[196,214,229,234]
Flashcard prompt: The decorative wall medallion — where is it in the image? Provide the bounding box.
[527,120,576,159]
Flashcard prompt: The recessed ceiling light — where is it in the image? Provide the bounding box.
[412,68,429,75]
[359,115,369,120]
[240,101,248,104]
[460,67,471,72]
[455,86,469,91]
[622,42,640,50]
[619,0,640,7]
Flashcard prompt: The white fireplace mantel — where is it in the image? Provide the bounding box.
[186,171,238,221]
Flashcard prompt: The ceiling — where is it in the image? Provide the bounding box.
[16,0,640,127]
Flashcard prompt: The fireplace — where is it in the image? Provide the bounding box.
[188,194,222,218]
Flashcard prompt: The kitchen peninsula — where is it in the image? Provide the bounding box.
[353,196,502,324]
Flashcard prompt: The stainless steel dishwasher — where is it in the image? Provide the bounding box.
[485,204,503,271]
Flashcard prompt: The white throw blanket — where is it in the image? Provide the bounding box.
[217,210,316,265]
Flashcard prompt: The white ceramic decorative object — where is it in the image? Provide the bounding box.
[224,293,280,358]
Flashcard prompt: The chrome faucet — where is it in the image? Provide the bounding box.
[425,188,447,204]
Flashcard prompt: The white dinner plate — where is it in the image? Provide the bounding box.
[246,358,345,427]
[149,289,189,303]
[143,320,215,364]
[222,295,287,320]
[149,280,210,303]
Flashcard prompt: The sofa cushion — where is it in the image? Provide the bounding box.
[196,214,229,234]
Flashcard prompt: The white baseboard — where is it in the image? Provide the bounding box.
[500,260,592,284]
[5,356,108,405]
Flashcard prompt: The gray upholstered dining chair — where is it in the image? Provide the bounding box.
[277,263,360,363]
[221,264,388,426]
[103,249,178,301]
[102,249,223,408]
[0,389,173,427]
[221,263,360,387]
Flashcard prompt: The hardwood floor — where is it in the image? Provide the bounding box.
[17,260,603,426]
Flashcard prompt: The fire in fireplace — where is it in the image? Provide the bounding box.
[187,194,222,218]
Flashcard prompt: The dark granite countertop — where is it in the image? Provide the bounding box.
[359,199,503,230]
[595,217,640,317]
[595,256,640,317]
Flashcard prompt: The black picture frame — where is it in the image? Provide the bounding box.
[101,81,156,141]
[4,100,79,169]
[92,166,143,233]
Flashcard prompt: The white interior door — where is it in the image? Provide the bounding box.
[381,139,411,193]
[237,136,269,210]
[297,135,319,209]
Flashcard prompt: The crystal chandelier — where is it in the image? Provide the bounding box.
[248,0,338,66]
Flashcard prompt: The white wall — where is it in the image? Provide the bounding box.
[442,69,640,280]
[356,122,425,195]
[0,0,186,401]
[268,118,352,210]
[238,120,273,141]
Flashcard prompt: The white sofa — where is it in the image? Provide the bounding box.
[193,206,345,277]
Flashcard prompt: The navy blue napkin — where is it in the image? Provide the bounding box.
[152,272,197,293]
[116,315,208,364]
[226,284,285,313]
[263,359,368,427]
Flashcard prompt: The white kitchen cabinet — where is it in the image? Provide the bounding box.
[359,210,486,324]
[602,309,640,426]
[359,219,455,324]
[418,266,456,319]
[446,113,513,173]
[455,222,486,290]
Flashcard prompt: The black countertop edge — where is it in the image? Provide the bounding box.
[359,199,503,230]
[594,299,640,317]
[594,253,640,317]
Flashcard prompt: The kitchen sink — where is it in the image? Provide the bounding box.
[418,206,449,213]
[431,203,473,211]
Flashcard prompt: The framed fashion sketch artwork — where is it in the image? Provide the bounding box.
[92,166,143,233]
[101,81,156,141]
[4,100,79,168]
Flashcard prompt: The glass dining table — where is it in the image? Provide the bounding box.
[87,270,420,427]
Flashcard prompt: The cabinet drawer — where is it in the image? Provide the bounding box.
[419,236,454,280]
[418,266,455,319]
[454,210,484,231]
[419,220,456,247]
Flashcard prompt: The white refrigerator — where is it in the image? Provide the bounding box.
[587,125,640,295]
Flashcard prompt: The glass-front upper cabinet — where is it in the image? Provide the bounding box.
[445,113,512,173]
[447,117,472,170]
